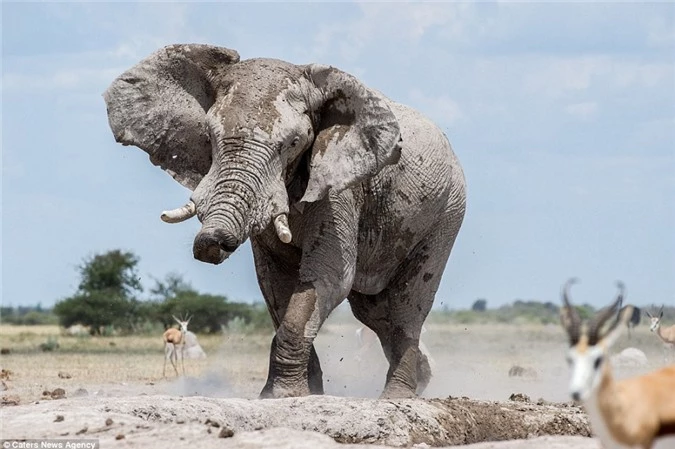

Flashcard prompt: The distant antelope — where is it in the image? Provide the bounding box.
[560,279,675,449]
[163,315,191,377]
[620,305,641,339]
[646,306,675,363]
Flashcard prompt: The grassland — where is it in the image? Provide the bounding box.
[1,313,671,406]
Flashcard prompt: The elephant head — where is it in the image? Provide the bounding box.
[104,44,401,264]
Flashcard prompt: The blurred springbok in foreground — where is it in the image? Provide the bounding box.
[647,306,675,364]
[163,315,191,377]
[560,279,675,449]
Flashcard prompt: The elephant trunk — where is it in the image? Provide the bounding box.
[191,138,291,264]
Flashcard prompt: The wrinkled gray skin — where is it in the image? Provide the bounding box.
[104,44,466,399]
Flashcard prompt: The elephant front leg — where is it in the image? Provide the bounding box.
[251,239,324,398]
[260,337,323,398]
[265,284,330,398]
[264,192,359,398]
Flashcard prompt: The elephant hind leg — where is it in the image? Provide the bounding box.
[416,352,432,395]
[349,292,430,398]
[355,224,458,399]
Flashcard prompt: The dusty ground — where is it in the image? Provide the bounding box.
[1,309,673,448]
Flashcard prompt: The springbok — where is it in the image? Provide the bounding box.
[646,306,675,364]
[560,279,675,449]
[163,315,191,377]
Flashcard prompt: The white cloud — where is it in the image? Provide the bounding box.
[310,3,473,60]
[408,88,464,125]
[564,101,598,121]
[629,117,675,148]
[647,15,675,47]
[1,66,125,94]
[523,56,674,98]
[1,3,208,96]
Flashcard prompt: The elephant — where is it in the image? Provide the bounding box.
[103,44,466,399]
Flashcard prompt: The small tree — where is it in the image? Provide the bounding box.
[471,299,487,312]
[54,250,142,334]
[77,250,142,297]
[150,273,273,334]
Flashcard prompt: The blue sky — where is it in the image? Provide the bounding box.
[2,2,674,310]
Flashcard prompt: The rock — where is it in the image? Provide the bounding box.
[183,331,207,359]
[1,348,11,355]
[218,427,235,438]
[0,369,13,380]
[1,394,20,406]
[0,395,591,447]
[115,434,125,440]
[50,388,66,400]
[509,393,531,403]
[58,371,72,379]
[54,415,64,422]
[221,428,364,447]
[205,418,221,427]
[105,418,113,426]
[508,365,538,378]
[72,388,89,397]
[611,347,647,367]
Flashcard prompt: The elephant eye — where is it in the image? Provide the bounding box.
[290,136,300,147]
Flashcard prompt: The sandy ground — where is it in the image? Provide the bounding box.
[2,309,674,448]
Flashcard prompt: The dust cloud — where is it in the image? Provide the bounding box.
[161,300,670,404]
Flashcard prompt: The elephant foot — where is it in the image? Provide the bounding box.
[259,378,275,399]
[259,380,311,399]
[260,372,323,399]
[380,383,417,399]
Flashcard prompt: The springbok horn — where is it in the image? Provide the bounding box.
[588,281,625,343]
[561,278,582,344]
[161,201,196,223]
[274,214,292,244]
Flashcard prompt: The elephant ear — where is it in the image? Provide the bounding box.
[103,44,240,190]
[300,64,402,203]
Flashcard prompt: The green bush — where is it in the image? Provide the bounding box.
[53,250,143,334]
[148,274,273,334]
[39,337,60,352]
[429,299,595,325]
[54,291,138,335]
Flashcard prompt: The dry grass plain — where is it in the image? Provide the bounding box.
[1,310,674,448]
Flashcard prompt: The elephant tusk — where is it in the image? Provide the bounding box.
[160,201,196,223]
[274,214,292,244]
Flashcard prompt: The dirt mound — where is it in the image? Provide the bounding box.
[1,394,590,448]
